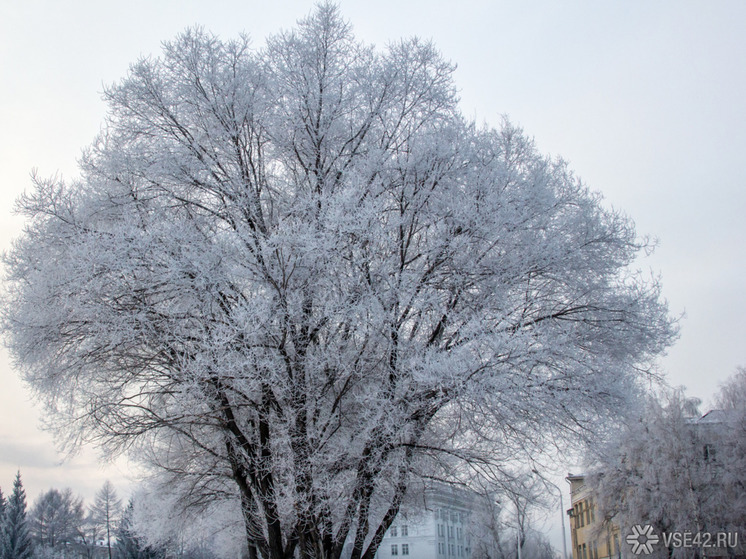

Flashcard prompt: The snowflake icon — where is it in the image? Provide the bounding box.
[626,525,660,555]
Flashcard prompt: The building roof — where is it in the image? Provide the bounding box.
[695,409,734,424]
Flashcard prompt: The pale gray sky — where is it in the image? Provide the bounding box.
[1,0,745,548]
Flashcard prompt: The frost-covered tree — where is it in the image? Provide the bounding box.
[469,494,509,559]
[589,391,700,557]
[117,500,163,559]
[716,366,746,411]
[1,472,33,559]
[77,514,102,559]
[713,368,746,531]
[589,386,746,558]
[2,5,675,559]
[0,487,5,556]
[28,488,84,555]
[469,482,554,559]
[130,488,245,559]
[90,482,121,559]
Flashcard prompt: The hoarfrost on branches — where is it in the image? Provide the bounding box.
[130,487,244,559]
[28,488,85,553]
[589,374,746,558]
[89,481,122,559]
[2,5,676,559]
[589,391,707,555]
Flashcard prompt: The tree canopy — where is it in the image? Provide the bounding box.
[29,488,84,553]
[589,373,746,558]
[2,5,675,559]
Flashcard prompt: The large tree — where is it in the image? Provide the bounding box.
[2,5,675,559]
[589,379,746,558]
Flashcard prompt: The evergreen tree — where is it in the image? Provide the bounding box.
[90,481,121,559]
[1,472,33,559]
[116,500,162,559]
[0,486,6,548]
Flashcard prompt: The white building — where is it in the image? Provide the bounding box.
[376,484,475,559]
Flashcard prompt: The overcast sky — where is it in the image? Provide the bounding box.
[1,0,745,549]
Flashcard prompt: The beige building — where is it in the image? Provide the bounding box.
[567,474,622,559]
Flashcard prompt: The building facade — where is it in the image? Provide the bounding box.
[567,474,622,559]
[375,484,474,559]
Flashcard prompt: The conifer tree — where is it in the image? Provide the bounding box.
[117,500,162,559]
[1,472,33,559]
[90,481,121,559]
[28,488,84,553]
[0,485,6,547]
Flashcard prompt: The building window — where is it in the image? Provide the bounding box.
[402,544,409,556]
[585,502,591,526]
[704,444,717,461]
[391,526,398,537]
[402,525,408,537]
[391,545,398,556]
[439,543,444,555]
